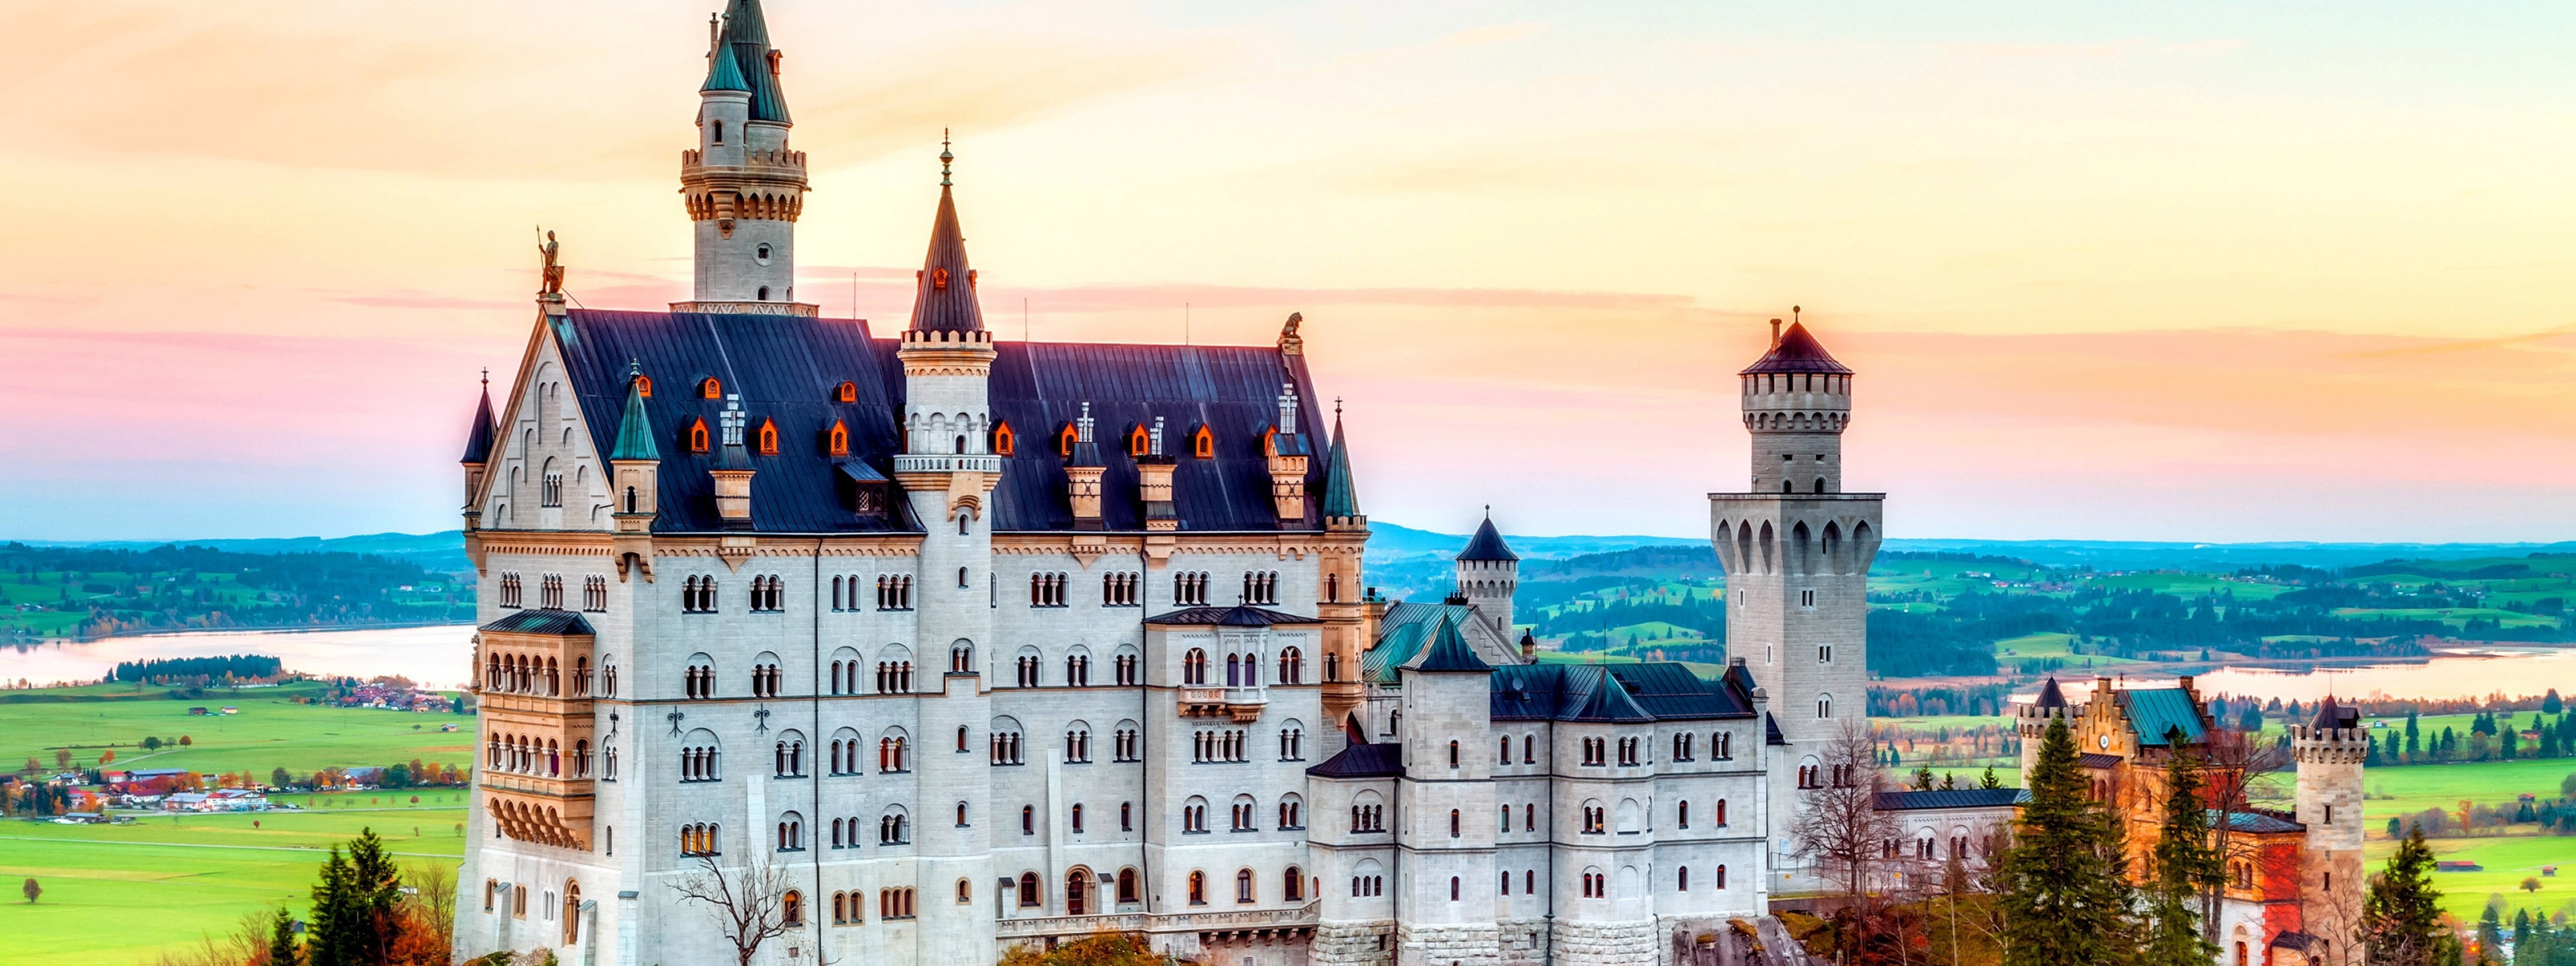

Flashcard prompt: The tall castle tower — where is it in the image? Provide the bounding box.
[1708,319,1882,883]
[1455,512,1518,640]
[890,141,1001,966]
[1394,621,1502,966]
[679,0,811,312]
[2293,697,2368,949]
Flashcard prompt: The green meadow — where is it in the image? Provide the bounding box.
[1,683,473,778]
[0,792,467,965]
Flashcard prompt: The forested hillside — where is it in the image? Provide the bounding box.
[0,543,473,641]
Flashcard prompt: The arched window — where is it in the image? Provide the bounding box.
[1118,869,1140,905]
[1191,426,1214,458]
[686,419,711,453]
[700,378,722,399]
[1187,871,1208,906]
[755,419,779,455]
[1449,809,1461,837]
[633,374,653,397]
[1450,877,1461,901]
[1818,693,1834,719]
[1129,426,1150,457]
[835,381,857,402]
[1236,869,1256,904]
[1018,871,1041,908]
[1065,868,1091,915]
[827,420,849,456]
[1449,739,1461,768]
[1277,647,1302,683]
[776,812,803,851]
[993,421,1016,456]
[1284,867,1304,901]
[1183,649,1208,686]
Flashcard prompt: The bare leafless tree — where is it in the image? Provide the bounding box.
[2197,727,2291,939]
[672,852,791,966]
[1790,720,1905,910]
[403,861,458,952]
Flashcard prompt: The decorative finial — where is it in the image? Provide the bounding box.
[627,358,641,378]
[1335,396,1343,418]
[1484,504,1491,519]
[1794,305,1802,324]
[481,368,489,389]
[939,129,953,188]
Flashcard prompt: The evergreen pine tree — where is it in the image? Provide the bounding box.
[2363,824,2458,966]
[267,906,301,966]
[1915,766,1936,791]
[2140,732,2220,966]
[2477,904,2505,966]
[1981,766,2001,790]
[1998,716,2136,966]
[307,846,359,966]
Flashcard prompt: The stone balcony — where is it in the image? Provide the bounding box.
[996,901,1317,941]
[1179,687,1267,721]
[894,454,1004,474]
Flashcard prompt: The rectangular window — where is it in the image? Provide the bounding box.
[1799,589,1816,608]
[1818,644,1832,663]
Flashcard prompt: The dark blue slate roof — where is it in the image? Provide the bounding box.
[1766,712,1786,745]
[1457,516,1517,562]
[2079,752,2122,769]
[1872,788,2029,811]
[2032,677,2068,709]
[481,610,597,636]
[1307,741,1403,778]
[1487,663,1752,722]
[2310,695,2359,731]
[1144,605,1319,626]
[547,308,1329,535]
[908,185,981,333]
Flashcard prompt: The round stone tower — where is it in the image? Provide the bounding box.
[1744,316,1852,495]
[1455,511,1519,640]
[679,0,811,312]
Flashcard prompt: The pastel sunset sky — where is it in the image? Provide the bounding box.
[6,1,2575,543]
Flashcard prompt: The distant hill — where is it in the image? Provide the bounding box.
[20,532,471,575]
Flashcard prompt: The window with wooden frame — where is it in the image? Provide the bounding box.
[634,374,653,398]
[835,381,857,403]
[756,419,779,455]
[827,419,849,457]
[700,378,722,399]
[686,419,711,454]
[991,422,1015,457]
[1127,427,1150,457]
[1191,426,1214,459]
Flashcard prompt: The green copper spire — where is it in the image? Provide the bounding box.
[702,39,751,93]
[610,361,659,460]
[1321,398,1360,518]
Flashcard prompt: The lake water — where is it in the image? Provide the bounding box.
[2,626,2568,704]
[0,625,474,690]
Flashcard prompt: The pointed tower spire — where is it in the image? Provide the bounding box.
[1321,398,1362,522]
[712,0,787,122]
[908,135,985,334]
[610,361,659,461]
[460,371,497,465]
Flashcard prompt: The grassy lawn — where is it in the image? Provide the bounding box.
[2363,758,2576,821]
[0,792,467,965]
[2363,834,2576,923]
[1,687,473,778]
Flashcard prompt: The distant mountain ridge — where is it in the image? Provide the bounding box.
[19,532,472,574]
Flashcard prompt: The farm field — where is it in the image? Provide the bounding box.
[2363,758,2576,824]
[0,791,467,965]
[2365,833,2576,923]
[1,685,473,778]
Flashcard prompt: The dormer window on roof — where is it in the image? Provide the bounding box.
[634,374,654,398]
[1057,423,1078,458]
[1191,426,1214,459]
[992,421,1016,457]
[756,419,780,456]
[931,267,951,291]
[700,378,723,399]
[826,419,849,457]
[686,418,711,454]
[835,381,857,403]
[1127,426,1150,458]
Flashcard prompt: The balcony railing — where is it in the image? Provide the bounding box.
[995,902,1318,939]
[894,454,1004,474]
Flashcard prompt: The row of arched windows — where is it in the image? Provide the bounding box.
[482,651,590,697]
[1028,572,1069,607]
[680,576,718,613]
[1717,516,1874,577]
[826,575,911,611]
[1241,571,1279,605]
[746,575,785,612]
[485,733,589,778]
[1102,572,1141,606]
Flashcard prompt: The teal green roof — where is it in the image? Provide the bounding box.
[1321,411,1360,518]
[2122,687,2207,746]
[1406,617,1490,673]
[1365,601,1472,683]
[610,371,658,460]
[701,42,751,93]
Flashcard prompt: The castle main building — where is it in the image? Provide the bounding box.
[451,3,1781,964]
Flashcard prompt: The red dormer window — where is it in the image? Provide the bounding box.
[700,378,722,399]
[1057,424,1077,458]
[991,421,1016,457]
[1262,427,1278,456]
[835,381,857,403]
[1191,426,1215,460]
[756,419,779,456]
[827,419,849,457]
[634,374,654,398]
[931,268,950,291]
[1127,427,1150,458]
[686,419,710,454]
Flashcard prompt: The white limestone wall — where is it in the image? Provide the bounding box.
[480,341,612,534]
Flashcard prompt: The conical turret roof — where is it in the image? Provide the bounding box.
[706,0,789,122]
[1457,513,1517,562]
[460,382,497,464]
[2033,677,2068,709]
[1321,407,1360,518]
[610,365,658,461]
[907,161,985,334]
[1741,321,1852,375]
[1406,616,1492,674]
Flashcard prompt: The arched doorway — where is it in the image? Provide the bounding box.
[561,880,580,945]
[1066,868,1091,915]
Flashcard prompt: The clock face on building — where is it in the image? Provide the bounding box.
[2099,735,2112,750]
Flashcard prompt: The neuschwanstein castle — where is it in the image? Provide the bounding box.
[451,4,2363,966]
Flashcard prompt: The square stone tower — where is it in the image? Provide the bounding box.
[2293,698,2369,952]
[1707,319,1882,887]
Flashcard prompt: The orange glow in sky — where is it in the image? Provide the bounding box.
[5,1,2574,542]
